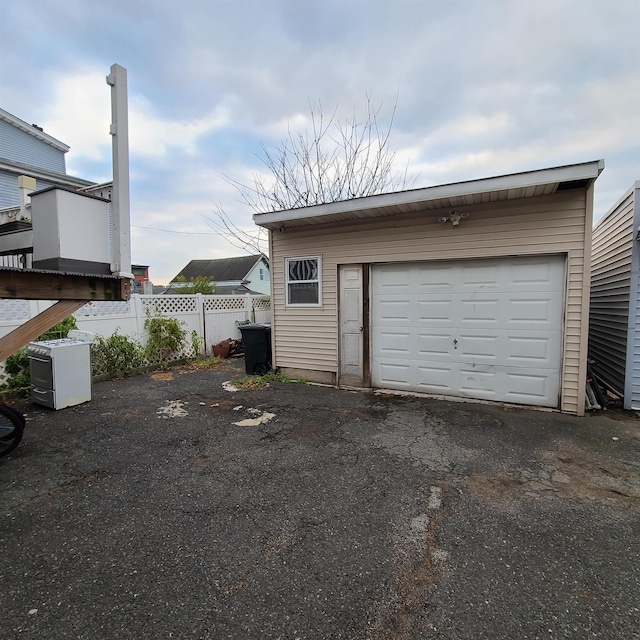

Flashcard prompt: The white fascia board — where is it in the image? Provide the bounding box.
[593,180,640,232]
[0,108,70,152]
[253,159,605,228]
[0,159,94,188]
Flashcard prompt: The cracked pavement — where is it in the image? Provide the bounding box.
[1,359,639,639]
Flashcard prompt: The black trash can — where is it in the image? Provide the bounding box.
[239,323,272,375]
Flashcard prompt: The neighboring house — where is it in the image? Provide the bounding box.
[254,160,604,416]
[589,182,640,410]
[0,107,93,210]
[169,254,270,295]
[130,264,150,293]
[132,264,149,283]
[0,107,101,270]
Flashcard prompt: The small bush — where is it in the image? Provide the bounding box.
[144,315,187,363]
[92,333,145,379]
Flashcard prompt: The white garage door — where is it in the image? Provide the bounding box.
[372,255,565,407]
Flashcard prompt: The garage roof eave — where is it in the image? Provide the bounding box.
[253,159,605,230]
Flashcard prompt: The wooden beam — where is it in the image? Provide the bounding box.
[0,269,130,301]
[0,299,86,361]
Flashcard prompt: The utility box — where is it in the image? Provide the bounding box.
[31,186,111,275]
[239,323,272,375]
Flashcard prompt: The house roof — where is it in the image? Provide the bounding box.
[0,107,70,152]
[170,254,266,283]
[253,160,605,230]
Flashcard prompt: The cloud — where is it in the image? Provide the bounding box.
[129,96,233,158]
[41,69,111,164]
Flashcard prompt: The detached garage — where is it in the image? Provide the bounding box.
[254,160,604,416]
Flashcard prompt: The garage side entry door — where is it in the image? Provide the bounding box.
[371,255,565,407]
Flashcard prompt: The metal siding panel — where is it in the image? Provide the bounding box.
[0,172,16,208]
[589,191,635,401]
[0,119,66,173]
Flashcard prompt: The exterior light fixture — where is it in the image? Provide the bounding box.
[439,211,469,226]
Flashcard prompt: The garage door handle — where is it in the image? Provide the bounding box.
[453,338,458,349]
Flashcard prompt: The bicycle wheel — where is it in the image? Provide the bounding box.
[0,404,24,458]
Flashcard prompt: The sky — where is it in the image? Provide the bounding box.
[1,0,639,285]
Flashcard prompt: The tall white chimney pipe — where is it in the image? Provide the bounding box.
[106,63,132,277]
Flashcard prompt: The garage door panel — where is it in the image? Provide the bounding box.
[505,332,561,367]
[417,299,454,323]
[372,255,565,407]
[456,330,561,369]
[503,370,560,404]
[376,298,413,322]
[418,332,454,358]
[376,360,413,387]
[458,367,499,398]
[376,268,411,289]
[415,364,455,392]
[378,331,412,354]
[414,266,455,292]
[458,335,500,361]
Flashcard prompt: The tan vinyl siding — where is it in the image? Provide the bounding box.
[589,190,635,399]
[271,189,590,414]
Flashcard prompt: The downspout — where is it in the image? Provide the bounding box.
[577,181,595,416]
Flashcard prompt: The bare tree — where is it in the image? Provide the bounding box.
[206,95,414,254]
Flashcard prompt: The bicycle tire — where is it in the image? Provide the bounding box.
[1,404,26,428]
[0,404,24,458]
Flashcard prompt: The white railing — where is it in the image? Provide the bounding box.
[0,204,30,225]
[0,293,271,386]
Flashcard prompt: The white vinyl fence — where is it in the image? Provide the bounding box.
[0,293,271,386]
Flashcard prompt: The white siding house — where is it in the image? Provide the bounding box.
[589,182,640,410]
[254,161,604,416]
[169,255,270,295]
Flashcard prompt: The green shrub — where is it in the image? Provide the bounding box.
[91,333,145,379]
[144,314,187,363]
[39,316,77,340]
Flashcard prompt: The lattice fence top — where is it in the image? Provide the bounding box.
[76,300,132,317]
[204,296,246,311]
[252,296,271,310]
[0,362,9,387]
[0,299,30,322]
[141,296,198,315]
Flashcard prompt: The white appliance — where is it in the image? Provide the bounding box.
[28,331,94,410]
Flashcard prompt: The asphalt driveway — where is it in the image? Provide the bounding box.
[2,359,639,639]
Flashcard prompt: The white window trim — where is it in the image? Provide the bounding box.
[285,256,322,307]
